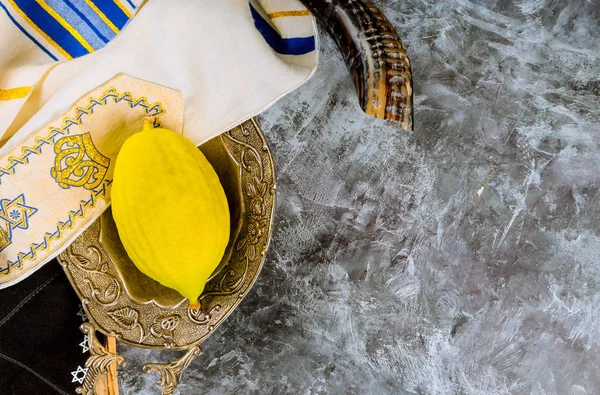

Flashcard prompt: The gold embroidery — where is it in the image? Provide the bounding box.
[0,86,31,101]
[51,133,110,190]
[1,84,167,277]
[267,10,311,19]
[0,227,10,251]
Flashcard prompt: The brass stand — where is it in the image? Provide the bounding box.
[77,323,126,395]
[143,345,202,395]
[77,322,202,395]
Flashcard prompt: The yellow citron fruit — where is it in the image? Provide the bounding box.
[111,120,230,309]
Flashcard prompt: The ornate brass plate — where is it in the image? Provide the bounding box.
[57,119,275,350]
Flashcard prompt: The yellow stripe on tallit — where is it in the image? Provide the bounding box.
[0,86,32,101]
[267,10,311,19]
[113,0,132,18]
[6,0,72,59]
[83,0,120,34]
[35,0,95,53]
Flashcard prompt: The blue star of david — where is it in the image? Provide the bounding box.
[0,194,37,231]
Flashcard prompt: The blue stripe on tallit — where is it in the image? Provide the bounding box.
[94,0,128,30]
[44,0,105,48]
[62,0,109,43]
[68,0,116,42]
[0,1,58,60]
[248,2,315,56]
[125,0,135,9]
[12,0,89,58]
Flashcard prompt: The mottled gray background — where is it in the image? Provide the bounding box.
[120,1,600,393]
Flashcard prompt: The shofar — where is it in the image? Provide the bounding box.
[301,0,413,131]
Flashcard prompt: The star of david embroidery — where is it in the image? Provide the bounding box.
[0,194,37,230]
[79,335,89,353]
[0,194,37,251]
[71,365,88,384]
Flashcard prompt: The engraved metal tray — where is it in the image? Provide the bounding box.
[57,119,275,394]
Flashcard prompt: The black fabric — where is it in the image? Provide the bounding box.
[0,259,89,395]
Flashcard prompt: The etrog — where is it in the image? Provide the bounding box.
[111,120,230,309]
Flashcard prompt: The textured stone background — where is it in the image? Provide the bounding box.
[121,1,600,393]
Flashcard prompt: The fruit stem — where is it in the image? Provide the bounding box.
[189,299,201,310]
[142,117,154,133]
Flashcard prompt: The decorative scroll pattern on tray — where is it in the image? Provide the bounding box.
[58,119,276,349]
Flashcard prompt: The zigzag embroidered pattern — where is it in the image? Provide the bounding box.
[1,180,112,275]
[0,87,165,184]
[0,87,166,276]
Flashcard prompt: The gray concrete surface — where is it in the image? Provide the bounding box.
[120,1,600,393]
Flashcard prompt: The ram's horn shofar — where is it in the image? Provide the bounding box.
[301,0,413,131]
